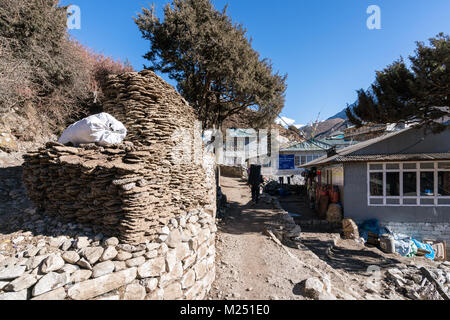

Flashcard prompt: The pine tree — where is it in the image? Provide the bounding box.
[346,33,449,133]
[134,0,287,129]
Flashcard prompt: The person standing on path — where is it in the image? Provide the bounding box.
[248,164,263,204]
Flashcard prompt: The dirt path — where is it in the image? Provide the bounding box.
[208,177,424,300]
[207,177,365,300]
[208,177,315,300]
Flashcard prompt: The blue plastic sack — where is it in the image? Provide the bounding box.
[360,230,368,243]
[411,239,435,260]
[359,219,379,233]
[358,219,389,236]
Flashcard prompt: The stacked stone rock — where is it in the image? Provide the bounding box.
[0,213,217,300]
[385,265,450,300]
[271,196,302,240]
[20,70,217,299]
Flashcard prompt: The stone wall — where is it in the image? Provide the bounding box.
[19,70,218,299]
[0,215,216,300]
[219,165,245,178]
[381,222,450,260]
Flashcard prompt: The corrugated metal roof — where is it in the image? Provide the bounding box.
[302,127,414,167]
[319,138,358,147]
[281,139,330,152]
[334,153,450,162]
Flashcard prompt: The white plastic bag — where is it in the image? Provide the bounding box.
[58,113,127,146]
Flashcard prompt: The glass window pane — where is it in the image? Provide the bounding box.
[403,163,416,170]
[420,198,434,205]
[438,162,450,169]
[403,198,417,205]
[420,172,435,196]
[295,156,300,167]
[386,163,399,170]
[403,172,417,196]
[386,198,400,205]
[307,155,313,163]
[386,172,400,196]
[369,164,382,170]
[370,198,383,205]
[370,172,383,196]
[301,156,306,165]
[420,163,434,169]
[438,171,450,196]
[438,199,450,205]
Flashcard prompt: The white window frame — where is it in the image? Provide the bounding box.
[367,161,450,207]
[300,155,307,165]
[294,156,301,168]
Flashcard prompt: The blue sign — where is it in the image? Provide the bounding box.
[279,154,295,170]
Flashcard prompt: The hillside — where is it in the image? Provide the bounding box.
[299,118,348,139]
[0,0,133,153]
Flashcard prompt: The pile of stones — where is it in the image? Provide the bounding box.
[216,187,228,220]
[0,208,217,300]
[269,195,302,241]
[342,218,360,240]
[384,262,450,300]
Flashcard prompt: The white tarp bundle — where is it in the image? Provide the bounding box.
[58,113,127,146]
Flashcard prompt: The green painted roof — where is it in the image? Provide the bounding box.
[281,137,358,152]
[319,138,358,148]
[281,139,331,152]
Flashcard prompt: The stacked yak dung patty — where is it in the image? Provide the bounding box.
[22,70,214,244]
[102,69,198,148]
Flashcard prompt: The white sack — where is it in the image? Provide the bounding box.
[58,113,127,146]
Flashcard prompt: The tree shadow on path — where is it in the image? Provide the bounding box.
[301,237,404,274]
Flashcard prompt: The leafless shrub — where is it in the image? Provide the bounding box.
[0,0,134,139]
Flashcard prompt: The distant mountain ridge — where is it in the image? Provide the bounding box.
[299,118,348,139]
[327,102,357,120]
[328,109,348,120]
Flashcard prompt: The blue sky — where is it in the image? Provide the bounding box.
[62,0,450,127]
